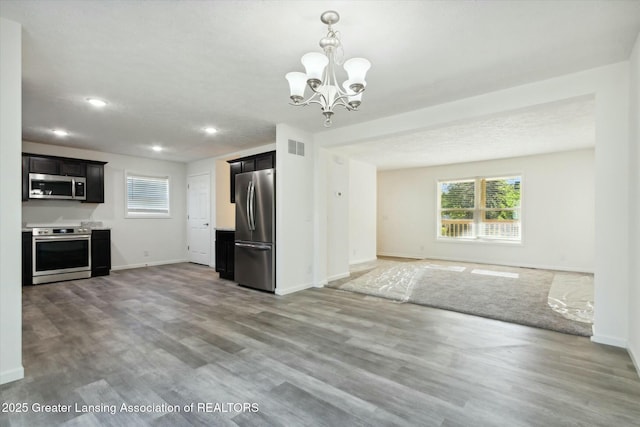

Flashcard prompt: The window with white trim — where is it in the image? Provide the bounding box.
[125,172,170,218]
[437,175,521,242]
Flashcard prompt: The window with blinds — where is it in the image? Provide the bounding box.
[126,172,170,217]
[438,175,521,242]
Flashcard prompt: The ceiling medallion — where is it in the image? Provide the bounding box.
[285,10,371,127]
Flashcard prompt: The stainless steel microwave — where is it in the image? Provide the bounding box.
[29,173,86,200]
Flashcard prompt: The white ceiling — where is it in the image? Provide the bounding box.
[1,1,638,164]
[334,96,596,170]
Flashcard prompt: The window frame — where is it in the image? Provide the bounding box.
[124,171,171,219]
[436,174,523,244]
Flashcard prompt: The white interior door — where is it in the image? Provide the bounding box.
[188,173,210,265]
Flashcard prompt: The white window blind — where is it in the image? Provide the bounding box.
[438,175,521,242]
[126,173,170,217]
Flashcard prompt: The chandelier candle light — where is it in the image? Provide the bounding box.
[285,10,371,127]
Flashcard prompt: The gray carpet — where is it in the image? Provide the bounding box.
[327,259,593,337]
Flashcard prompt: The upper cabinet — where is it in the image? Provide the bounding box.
[85,162,105,203]
[29,155,87,177]
[255,152,275,170]
[227,151,275,203]
[29,156,60,175]
[60,160,86,177]
[22,153,107,203]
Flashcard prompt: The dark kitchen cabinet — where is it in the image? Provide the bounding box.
[85,163,105,203]
[91,229,111,277]
[60,160,86,177]
[22,153,107,203]
[29,156,60,175]
[30,156,88,177]
[22,231,32,286]
[241,158,256,172]
[215,230,235,280]
[22,156,29,201]
[227,150,275,203]
[229,162,243,204]
[255,152,275,170]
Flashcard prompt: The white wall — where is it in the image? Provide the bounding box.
[275,124,315,295]
[326,153,349,280]
[628,33,640,375]
[378,149,595,272]
[592,63,630,348]
[215,160,234,229]
[349,159,377,264]
[22,141,188,269]
[276,124,314,295]
[314,147,329,287]
[0,17,24,385]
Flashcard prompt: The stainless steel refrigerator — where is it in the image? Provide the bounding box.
[234,169,275,292]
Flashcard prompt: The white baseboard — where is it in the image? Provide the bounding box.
[0,366,24,385]
[328,272,350,282]
[628,341,640,379]
[275,282,314,296]
[349,257,378,265]
[111,259,189,271]
[377,251,422,260]
[591,333,627,348]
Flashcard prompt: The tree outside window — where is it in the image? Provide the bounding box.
[438,176,521,241]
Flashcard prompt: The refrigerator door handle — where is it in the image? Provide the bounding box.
[235,242,271,250]
[249,180,256,231]
[246,181,252,231]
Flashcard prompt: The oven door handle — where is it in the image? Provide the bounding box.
[34,235,91,242]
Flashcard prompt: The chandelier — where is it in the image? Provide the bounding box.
[285,11,371,127]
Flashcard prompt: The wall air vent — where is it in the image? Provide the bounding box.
[287,139,305,157]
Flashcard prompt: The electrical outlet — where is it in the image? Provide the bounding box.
[143,250,149,257]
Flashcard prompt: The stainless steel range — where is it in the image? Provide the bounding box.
[32,227,91,284]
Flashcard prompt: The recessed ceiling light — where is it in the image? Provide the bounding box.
[204,127,218,135]
[52,129,69,137]
[152,145,163,152]
[86,98,107,108]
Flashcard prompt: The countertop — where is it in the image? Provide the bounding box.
[215,228,235,232]
[22,226,111,232]
[22,221,111,232]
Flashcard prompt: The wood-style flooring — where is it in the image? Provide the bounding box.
[1,263,639,426]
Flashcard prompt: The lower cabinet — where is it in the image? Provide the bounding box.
[22,231,33,286]
[91,229,111,277]
[215,230,235,280]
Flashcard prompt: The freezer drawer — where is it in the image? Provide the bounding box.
[234,242,274,292]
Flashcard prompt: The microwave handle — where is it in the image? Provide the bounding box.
[71,178,76,199]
